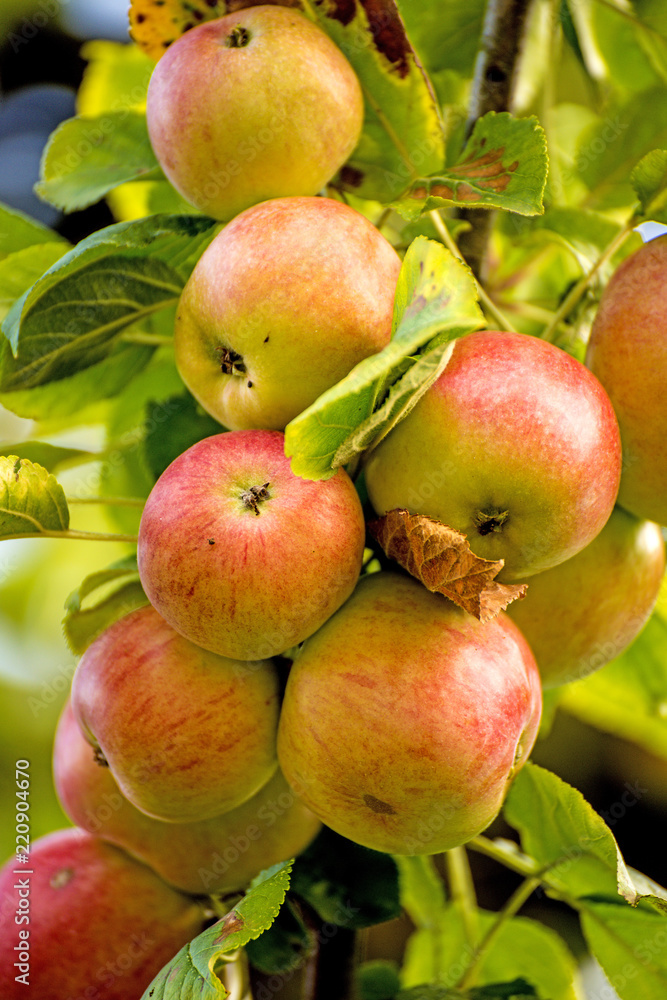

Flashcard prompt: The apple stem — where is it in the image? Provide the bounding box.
[0,529,139,543]
[456,873,543,990]
[119,331,175,347]
[540,214,638,345]
[428,210,516,332]
[66,496,146,508]
[445,846,479,947]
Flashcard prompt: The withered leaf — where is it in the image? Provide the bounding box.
[369,509,527,622]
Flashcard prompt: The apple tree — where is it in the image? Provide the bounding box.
[1,1,667,998]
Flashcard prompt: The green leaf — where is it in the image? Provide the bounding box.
[357,959,402,1000]
[0,202,65,261]
[577,87,667,209]
[291,827,401,929]
[503,763,665,909]
[0,214,217,390]
[77,39,153,117]
[396,0,485,81]
[245,899,312,975]
[285,236,483,480]
[0,243,70,323]
[531,207,622,271]
[36,111,161,213]
[401,901,578,1000]
[394,855,447,930]
[144,392,224,481]
[302,0,445,202]
[630,148,667,220]
[580,901,667,1000]
[0,342,154,420]
[63,556,148,654]
[141,860,293,1000]
[0,441,94,473]
[560,580,667,761]
[393,114,548,221]
[396,979,538,999]
[503,763,621,900]
[0,455,69,540]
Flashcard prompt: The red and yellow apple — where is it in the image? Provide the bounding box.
[507,506,666,687]
[174,196,401,431]
[0,828,204,1000]
[585,235,667,525]
[364,330,622,580]
[146,6,364,221]
[71,604,280,822]
[277,572,542,855]
[53,700,321,896]
[137,429,366,660]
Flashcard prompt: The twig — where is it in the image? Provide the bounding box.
[457,0,535,277]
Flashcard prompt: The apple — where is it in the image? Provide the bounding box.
[71,604,280,822]
[506,506,666,687]
[0,828,204,1000]
[364,329,622,580]
[174,196,401,431]
[137,429,366,660]
[53,700,321,896]
[146,6,364,221]
[277,571,542,855]
[585,235,667,525]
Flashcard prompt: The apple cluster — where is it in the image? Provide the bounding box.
[3,7,667,998]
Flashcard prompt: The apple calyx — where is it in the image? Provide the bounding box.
[226,25,251,49]
[474,509,509,536]
[241,482,271,515]
[92,746,109,768]
[218,346,247,377]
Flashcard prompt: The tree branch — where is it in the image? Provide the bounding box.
[457,0,535,278]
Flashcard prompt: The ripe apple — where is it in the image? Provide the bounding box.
[585,235,667,525]
[507,506,666,687]
[277,571,542,855]
[146,6,364,221]
[364,329,622,580]
[53,700,321,896]
[174,196,401,431]
[71,604,280,822]
[137,429,366,660]
[0,828,204,1000]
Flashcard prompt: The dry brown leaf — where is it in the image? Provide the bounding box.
[369,508,527,622]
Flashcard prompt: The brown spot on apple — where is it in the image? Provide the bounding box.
[50,867,75,890]
[363,793,396,815]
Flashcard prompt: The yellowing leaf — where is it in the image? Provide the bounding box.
[0,456,69,539]
[369,509,526,622]
[129,0,228,61]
